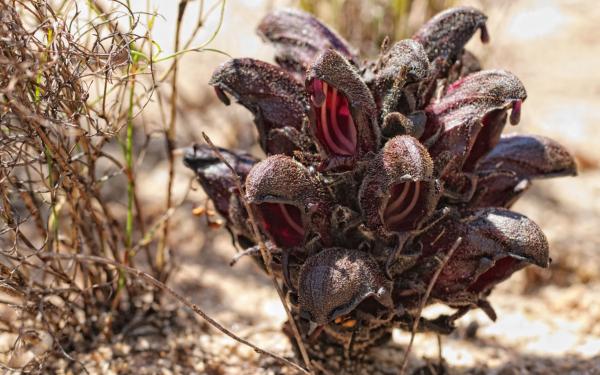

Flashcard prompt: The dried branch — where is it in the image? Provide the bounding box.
[399,237,463,374]
[157,0,186,279]
[201,133,314,374]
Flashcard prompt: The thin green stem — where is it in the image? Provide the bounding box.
[125,58,136,255]
[39,28,59,252]
[114,1,141,303]
[152,47,231,63]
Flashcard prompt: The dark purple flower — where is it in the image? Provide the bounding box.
[185,6,577,358]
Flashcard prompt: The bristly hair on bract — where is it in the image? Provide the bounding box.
[184,5,577,365]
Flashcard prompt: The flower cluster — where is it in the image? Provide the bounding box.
[184,7,576,355]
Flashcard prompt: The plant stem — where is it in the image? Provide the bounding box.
[399,237,463,374]
[202,133,314,374]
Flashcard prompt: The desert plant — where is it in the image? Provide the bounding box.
[185,6,577,372]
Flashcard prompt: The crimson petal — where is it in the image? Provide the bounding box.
[257,203,305,248]
[306,49,380,170]
[311,79,357,156]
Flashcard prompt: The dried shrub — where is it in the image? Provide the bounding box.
[0,1,162,371]
[0,1,304,373]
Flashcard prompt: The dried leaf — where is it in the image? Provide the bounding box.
[183,144,256,222]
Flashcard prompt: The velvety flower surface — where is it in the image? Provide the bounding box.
[184,6,577,357]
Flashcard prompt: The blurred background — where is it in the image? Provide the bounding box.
[2,0,598,373]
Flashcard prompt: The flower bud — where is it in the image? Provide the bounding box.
[298,248,390,324]
[257,8,357,79]
[209,58,309,155]
[306,49,380,170]
[359,136,440,233]
[245,155,329,247]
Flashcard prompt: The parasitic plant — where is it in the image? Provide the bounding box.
[184,6,577,368]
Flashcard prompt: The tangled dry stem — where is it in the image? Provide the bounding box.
[39,253,309,374]
[0,0,154,370]
[399,237,462,374]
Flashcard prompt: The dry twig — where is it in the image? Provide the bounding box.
[202,133,314,374]
[399,237,463,374]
